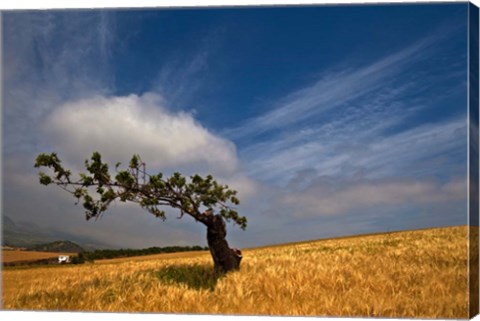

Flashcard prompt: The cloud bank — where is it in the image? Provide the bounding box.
[44,93,239,175]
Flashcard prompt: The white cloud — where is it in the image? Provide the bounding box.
[281,177,467,218]
[44,93,240,175]
[221,174,261,201]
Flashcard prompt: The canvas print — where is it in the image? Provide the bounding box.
[1,1,479,319]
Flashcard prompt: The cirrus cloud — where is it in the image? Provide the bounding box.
[281,177,467,218]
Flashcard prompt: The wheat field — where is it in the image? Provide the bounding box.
[1,226,472,318]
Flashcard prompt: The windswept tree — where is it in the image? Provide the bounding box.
[34,152,247,273]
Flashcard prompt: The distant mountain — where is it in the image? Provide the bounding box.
[2,216,112,250]
[29,240,85,253]
[4,216,17,230]
[3,216,58,247]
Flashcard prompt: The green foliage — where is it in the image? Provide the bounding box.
[34,152,248,229]
[85,152,111,185]
[34,153,71,182]
[38,172,52,186]
[71,253,85,264]
[129,154,140,169]
[83,245,208,261]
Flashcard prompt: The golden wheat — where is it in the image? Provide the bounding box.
[2,226,471,318]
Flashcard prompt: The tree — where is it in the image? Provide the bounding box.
[71,252,85,264]
[34,152,247,274]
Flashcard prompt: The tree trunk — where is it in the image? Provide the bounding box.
[205,214,242,274]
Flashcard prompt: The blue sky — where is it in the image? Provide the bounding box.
[2,3,470,248]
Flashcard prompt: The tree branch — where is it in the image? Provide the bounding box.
[34,152,247,229]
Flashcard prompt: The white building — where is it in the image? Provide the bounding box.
[58,255,70,264]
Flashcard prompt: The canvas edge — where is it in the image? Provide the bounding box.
[0,2,477,320]
[469,1,480,319]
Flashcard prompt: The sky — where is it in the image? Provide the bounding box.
[1,2,471,249]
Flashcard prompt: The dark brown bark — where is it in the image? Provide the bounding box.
[204,214,242,274]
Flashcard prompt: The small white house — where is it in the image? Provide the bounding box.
[58,255,70,264]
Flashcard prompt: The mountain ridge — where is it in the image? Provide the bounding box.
[28,240,85,253]
[2,215,111,250]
